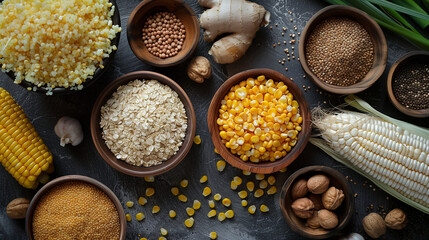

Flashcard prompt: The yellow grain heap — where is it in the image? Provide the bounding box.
[0,0,121,93]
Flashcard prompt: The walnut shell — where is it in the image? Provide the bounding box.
[307,174,330,194]
[385,208,407,230]
[322,186,345,210]
[6,198,30,219]
[308,193,324,210]
[318,209,339,229]
[362,212,386,238]
[187,56,211,83]
[291,179,308,200]
[291,198,314,219]
[306,211,320,229]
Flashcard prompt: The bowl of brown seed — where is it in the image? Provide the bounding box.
[387,51,429,118]
[299,5,387,94]
[127,0,200,67]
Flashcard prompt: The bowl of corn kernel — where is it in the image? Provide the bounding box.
[208,69,311,174]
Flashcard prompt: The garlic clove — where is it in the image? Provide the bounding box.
[54,116,84,147]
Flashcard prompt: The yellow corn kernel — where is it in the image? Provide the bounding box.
[267,186,277,195]
[144,176,155,182]
[140,238,148,240]
[209,232,217,239]
[250,135,259,143]
[225,210,234,219]
[200,175,208,183]
[217,160,226,172]
[159,237,166,240]
[180,179,189,188]
[138,197,147,206]
[230,181,238,190]
[259,180,268,189]
[126,214,131,222]
[219,131,227,139]
[218,212,226,222]
[126,201,134,208]
[152,205,160,214]
[169,210,176,218]
[233,176,243,185]
[184,217,194,228]
[254,189,264,198]
[260,204,270,212]
[242,170,251,176]
[214,193,222,201]
[193,200,201,210]
[279,167,287,172]
[207,209,217,218]
[146,188,155,197]
[160,228,168,236]
[267,176,276,185]
[238,190,248,199]
[241,199,248,207]
[171,187,179,196]
[248,205,256,214]
[247,181,255,192]
[214,148,219,154]
[255,174,265,180]
[203,187,212,197]
[209,200,215,208]
[186,207,195,216]
[178,194,188,202]
[222,198,231,207]
[136,212,145,221]
[193,135,202,144]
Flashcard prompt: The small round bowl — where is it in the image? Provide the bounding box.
[127,0,199,67]
[25,175,126,240]
[207,69,311,174]
[1,0,121,95]
[280,166,354,239]
[387,51,429,118]
[90,71,196,177]
[299,5,387,94]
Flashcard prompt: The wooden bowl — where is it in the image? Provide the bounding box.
[280,166,354,239]
[90,71,196,177]
[387,51,429,118]
[0,0,121,95]
[299,5,387,94]
[127,0,199,67]
[25,175,126,239]
[207,69,311,174]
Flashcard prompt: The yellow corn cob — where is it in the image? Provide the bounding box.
[0,88,53,189]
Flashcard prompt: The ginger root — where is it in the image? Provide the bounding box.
[198,0,270,64]
[187,56,211,83]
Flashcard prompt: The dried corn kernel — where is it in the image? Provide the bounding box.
[225,210,234,219]
[208,200,215,208]
[159,237,166,240]
[126,201,134,208]
[144,176,155,182]
[146,188,155,197]
[255,174,265,180]
[218,212,226,222]
[214,148,219,154]
[193,135,202,144]
[267,186,277,195]
[200,175,208,183]
[136,212,145,221]
[222,198,231,207]
[140,238,147,240]
[267,176,276,185]
[247,181,255,192]
[254,189,264,198]
[259,180,268,189]
[138,197,147,206]
[230,181,238,190]
[248,205,256,214]
[126,214,131,222]
[160,228,168,236]
[171,187,179,196]
[169,210,176,218]
[260,204,269,212]
[214,193,222,201]
[217,160,226,172]
[186,207,195,216]
[279,167,287,172]
[238,190,248,199]
[241,199,248,207]
[209,232,217,239]
[203,187,212,197]
[193,200,201,210]
[185,217,194,228]
[180,179,189,188]
[233,176,243,185]
[207,209,217,218]
[152,205,160,214]
[178,194,188,202]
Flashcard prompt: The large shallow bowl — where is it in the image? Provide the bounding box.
[127,0,199,67]
[299,5,387,94]
[0,0,121,95]
[280,166,354,239]
[90,71,196,177]
[207,68,311,174]
[25,175,126,240]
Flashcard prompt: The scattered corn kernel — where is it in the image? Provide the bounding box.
[161,228,168,237]
[209,232,217,239]
[222,198,231,207]
[254,189,264,198]
[233,176,243,185]
[241,199,248,207]
[259,180,268,189]
[200,175,208,183]
[193,135,202,144]
[193,200,201,210]
[214,148,219,154]
[242,170,252,175]
[146,188,155,197]
[208,200,215,208]
[140,238,147,240]
[152,205,160,214]
[136,212,145,221]
[267,186,277,195]
[207,209,217,218]
[171,187,179,196]
[260,204,270,212]
[255,174,265,180]
[186,207,195,216]
[238,190,248,199]
[185,217,194,228]
[279,167,287,172]
[214,193,222,201]
[248,205,256,214]
[178,194,188,202]
[159,237,166,240]
[230,181,238,190]
[267,175,276,185]
[218,212,226,222]
[144,176,155,182]
[138,197,147,206]
[169,210,176,218]
[180,179,189,188]
[247,181,255,192]
[217,160,226,172]
[225,210,234,219]
[126,201,134,208]
[126,214,131,222]
[203,187,212,197]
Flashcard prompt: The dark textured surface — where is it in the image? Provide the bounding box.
[0,0,428,239]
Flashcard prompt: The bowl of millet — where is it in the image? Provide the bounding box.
[299,5,387,95]
[207,68,311,174]
[0,0,121,95]
[127,0,200,67]
[90,71,196,177]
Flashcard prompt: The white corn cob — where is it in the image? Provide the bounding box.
[315,112,429,208]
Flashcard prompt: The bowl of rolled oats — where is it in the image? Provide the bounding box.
[90,71,196,177]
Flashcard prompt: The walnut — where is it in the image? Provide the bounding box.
[308,193,324,210]
[385,208,407,230]
[291,179,308,200]
[307,174,330,194]
[291,197,314,219]
[322,186,344,210]
[362,212,386,238]
[6,198,30,219]
[187,56,211,83]
[306,211,320,229]
[318,209,339,229]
